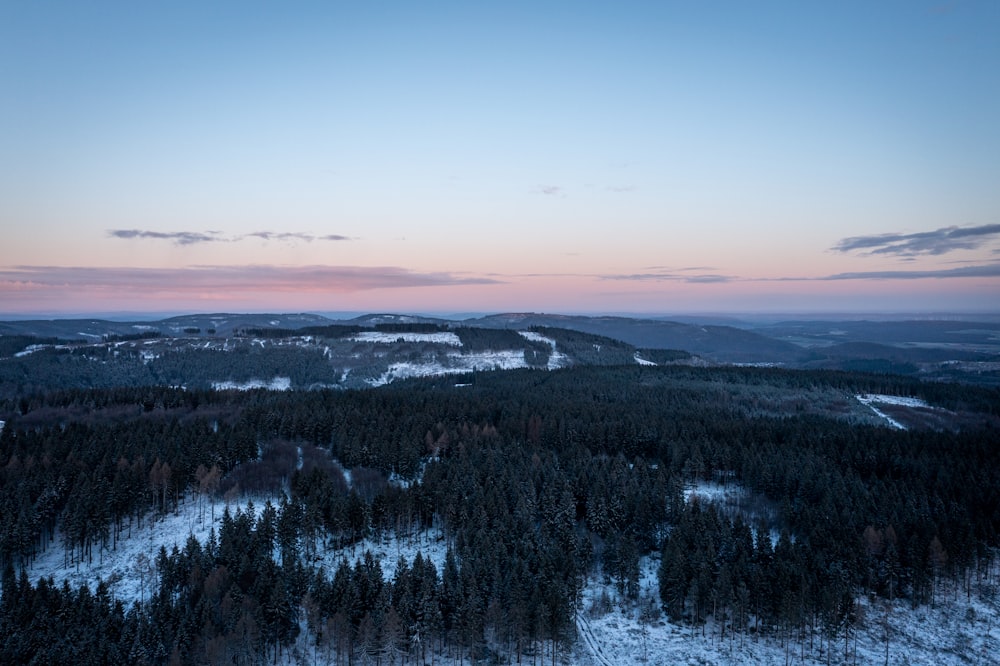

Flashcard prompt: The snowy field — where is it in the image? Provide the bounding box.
[22,493,255,606]
[856,394,932,430]
[366,350,548,386]
[348,331,462,346]
[634,352,657,366]
[212,376,292,391]
[518,330,570,369]
[14,488,999,665]
[575,557,1000,666]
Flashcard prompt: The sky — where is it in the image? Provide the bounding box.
[1,1,998,316]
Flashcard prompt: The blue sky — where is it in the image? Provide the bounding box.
[1,1,998,315]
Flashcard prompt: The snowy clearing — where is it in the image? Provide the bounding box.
[22,494,275,606]
[348,331,462,346]
[366,351,536,386]
[16,496,999,666]
[517,331,570,369]
[212,377,292,391]
[633,351,657,366]
[857,394,931,408]
[14,344,49,357]
[855,394,931,430]
[576,556,1000,666]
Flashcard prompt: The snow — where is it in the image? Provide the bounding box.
[518,330,570,369]
[366,351,538,386]
[857,394,930,408]
[574,556,1000,666]
[855,394,930,430]
[21,493,253,606]
[348,331,462,346]
[518,330,554,346]
[14,344,49,357]
[212,377,292,391]
[683,481,743,505]
[309,527,449,580]
[634,352,657,366]
[14,492,999,665]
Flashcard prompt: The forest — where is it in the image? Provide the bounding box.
[1,364,998,664]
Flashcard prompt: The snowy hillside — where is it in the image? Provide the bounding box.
[18,488,998,666]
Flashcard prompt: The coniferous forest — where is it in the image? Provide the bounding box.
[1,364,999,664]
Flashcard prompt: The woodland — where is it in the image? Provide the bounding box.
[0,361,998,664]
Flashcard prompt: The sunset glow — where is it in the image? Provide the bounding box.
[1,2,998,316]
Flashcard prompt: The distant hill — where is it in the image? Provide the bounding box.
[466,313,806,363]
[2,312,998,386]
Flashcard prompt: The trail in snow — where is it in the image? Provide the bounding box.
[576,612,614,666]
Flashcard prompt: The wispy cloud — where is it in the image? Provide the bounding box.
[109,229,354,245]
[537,185,563,196]
[600,271,734,284]
[832,224,1000,257]
[0,265,500,295]
[817,263,1000,281]
[108,229,225,245]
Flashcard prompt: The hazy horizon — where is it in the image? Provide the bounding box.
[3,309,1000,325]
[2,2,998,315]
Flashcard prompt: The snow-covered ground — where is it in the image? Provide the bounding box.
[348,331,462,346]
[13,344,48,357]
[634,352,657,366]
[575,556,1000,666]
[518,330,570,369]
[857,394,930,409]
[19,493,446,608]
[22,493,252,606]
[15,491,999,665]
[212,376,292,391]
[856,394,931,430]
[366,350,542,386]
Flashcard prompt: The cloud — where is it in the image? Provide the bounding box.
[537,185,563,196]
[832,224,1000,257]
[109,229,354,245]
[108,229,225,245]
[606,185,635,193]
[817,263,1000,281]
[0,265,501,296]
[600,271,734,284]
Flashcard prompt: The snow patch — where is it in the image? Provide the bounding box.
[517,330,570,369]
[349,331,462,346]
[576,556,1000,666]
[366,351,536,386]
[633,351,656,366]
[857,394,930,408]
[14,344,48,357]
[855,394,928,430]
[21,494,277,606]
[212,377,292,391]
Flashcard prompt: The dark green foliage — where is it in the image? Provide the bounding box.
[0,364,997,663]
[149,345,340,388]
[0,335,71,357]
[375,323,447,333]
[637,348,692,363]
[103,331,162,342]
[530,326,636,364]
